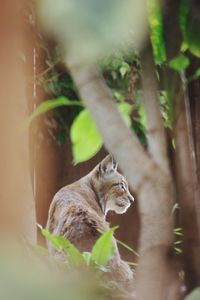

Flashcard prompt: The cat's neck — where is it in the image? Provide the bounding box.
[80,171,106,218]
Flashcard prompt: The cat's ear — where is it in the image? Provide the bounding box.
[99,155,118,175]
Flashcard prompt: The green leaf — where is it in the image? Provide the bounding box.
[174,240,182,245]
[185,15,200,58]
[70,109,103,164]
[148,0,166,64]
[41,228,84,266]
[111,57,124,70]
[70,104,132,164]
[174,228,182,232]
[82,252,92,266]
[119,62,130,78]
[179,0,190,34]
[173,228,183,236]
[91,226,118,266]
[174,232,183,236]
[185,288,200,300]
[174,247,183,254]
[168,54,190,72]
[179,1,200,58]
[95,264,109,273]
[172,138,176,150]
[112,90,124,102]
[27,96,82,124]
[188,68,200,82]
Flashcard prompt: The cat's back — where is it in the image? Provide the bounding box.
[51,180,89,213]
[49,175,101,216]
[46,177,108,252]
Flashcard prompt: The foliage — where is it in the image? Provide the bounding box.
[179,0,200,58]
[168,54,190,72]
[28,96,82,124]
[34,0,200,164]
[40,225,118,271]
[171,203,183,255]
[41,227,85,266]
[173,228,183,254]
[91,226,118,267]
[148,0,166,64]
[70,109,102,164]
[33,46,146,153]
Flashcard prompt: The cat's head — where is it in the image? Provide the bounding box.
[92,155,134,215]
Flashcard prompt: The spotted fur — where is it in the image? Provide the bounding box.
[46,155,134,283]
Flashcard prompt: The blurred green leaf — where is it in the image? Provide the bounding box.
[70,109,103,164]
[111,57,124,70]
[173,227,183,236]
[148,0,166,64]
[185,288,200,300]
[179,0,190,35]
[174,227,182,232]
[179,0,200,58]
[82,252,92,266]
[27,96,82,124]
[119,62,130,78]
[174,240,182,245]
[168,54,190,72]
[188,68,200,82]
[70,103,133,164]
[91,226,118,266]
[41,228,84,266]
[112,90,124,102]
[174,247,183,254]
[185,15,200,58]
[95,264,109,273]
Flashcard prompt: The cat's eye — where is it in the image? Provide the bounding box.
[112,182,126,190]
[120,183,126,191]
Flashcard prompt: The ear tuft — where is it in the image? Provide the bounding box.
[99,154,118,176]
[112,158,118,171]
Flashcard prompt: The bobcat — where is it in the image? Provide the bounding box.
[46,155,134,283]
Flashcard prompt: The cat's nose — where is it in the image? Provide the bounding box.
[128,196,134,203]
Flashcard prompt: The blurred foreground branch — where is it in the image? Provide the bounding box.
[0,0,36,242]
